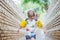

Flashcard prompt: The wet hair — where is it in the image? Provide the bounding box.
[27,10,35,17]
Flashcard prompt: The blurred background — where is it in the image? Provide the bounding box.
[0,0,60,40]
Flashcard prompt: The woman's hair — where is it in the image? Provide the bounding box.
[27,10,35,17]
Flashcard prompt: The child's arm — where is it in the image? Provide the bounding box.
[42,27,46,34]
[35,19,43,29]
[18,19,27,33]
[18,26,26,33]
[18,26,21,33]
[18,23,27,33]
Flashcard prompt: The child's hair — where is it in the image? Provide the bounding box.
[27,10,35,17]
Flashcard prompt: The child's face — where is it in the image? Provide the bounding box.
[31,16,34,19]
[28,11,35,19]
[29,15,34,20]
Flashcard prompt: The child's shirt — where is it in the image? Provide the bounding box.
[26,19,36,36]
[19,18,43,36]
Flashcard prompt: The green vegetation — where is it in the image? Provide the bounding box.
[23,0,48,12]
[17,0,48,17]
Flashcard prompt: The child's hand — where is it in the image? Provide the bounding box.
[26,28,29,31]
[17,29,20,33]
[44,31,46,34]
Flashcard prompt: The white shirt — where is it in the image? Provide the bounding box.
[26,19,36,36]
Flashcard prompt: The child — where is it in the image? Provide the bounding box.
[18,10,43,40]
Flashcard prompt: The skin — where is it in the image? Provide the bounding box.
[31,38,35,40]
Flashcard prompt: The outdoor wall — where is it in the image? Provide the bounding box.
[0,0,25,40]
[45,0,60,40]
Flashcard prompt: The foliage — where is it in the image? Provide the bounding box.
[22,0,48,14]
